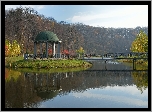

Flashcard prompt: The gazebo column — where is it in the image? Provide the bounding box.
[57,42,61,58]
[40,43,43,58]
[34,42,37,58]
[52,42,56,58]
[52,43,53,57]
[46,42,48,58]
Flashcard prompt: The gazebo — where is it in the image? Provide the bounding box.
[33,31,62,59]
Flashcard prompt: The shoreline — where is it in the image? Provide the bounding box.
[117,59,148,70]
[5,56,92,69]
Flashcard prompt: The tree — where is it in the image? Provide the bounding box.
[5,40,11,56]
[62,49,69,55]
[11,40,21,56]
[76,47,85,58]
[48,49,52,55]
[5,7,84,54]
[130,31,148,53]
[5,39,21,57]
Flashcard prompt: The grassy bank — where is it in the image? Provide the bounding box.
[7,67,89,74]
[117,57,148,70]
[5,56,92,69]
[5,56,24,66]
[118,58,148,66]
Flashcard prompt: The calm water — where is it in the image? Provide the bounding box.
[5,59,148,108]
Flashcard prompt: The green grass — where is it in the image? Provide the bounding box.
[10,67,90,73]
[5,56,24,67]
[5,57,92,69]
[117,56,148,70]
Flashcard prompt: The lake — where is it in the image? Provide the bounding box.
[5,59,148,108]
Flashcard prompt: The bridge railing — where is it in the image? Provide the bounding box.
[83,52,148,59]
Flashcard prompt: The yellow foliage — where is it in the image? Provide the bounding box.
[76,47,85,54]
[5,39,21,57]
[5,68,21,82]
[130,31,148,52]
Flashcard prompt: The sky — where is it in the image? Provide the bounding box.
[5,5,148,28]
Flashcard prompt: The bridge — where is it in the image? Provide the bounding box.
[82,52,148,59]
[81,52,148,70]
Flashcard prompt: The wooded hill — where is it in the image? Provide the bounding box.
[5,6,148,55]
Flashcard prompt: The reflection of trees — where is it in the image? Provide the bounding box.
[58,71,148,95]
[5,68,148,108]
[37,91,59,100]
[131,71,148,94]
[59,72,85,95]
[5,70,42,108]
[5,68,21,81]
[28,72,86,95]
[88,61,132,70]
[71,71,134,88]
[23,70,148,96]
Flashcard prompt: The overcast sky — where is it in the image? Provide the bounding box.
[5,5,148,28]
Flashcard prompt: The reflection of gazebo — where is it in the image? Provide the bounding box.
[37,91,59,100]
[34,31,62,59]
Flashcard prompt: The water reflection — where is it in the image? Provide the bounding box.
[87,59,148,71]
[132,71,148,94]
[5,68,148,108]
[87,60,132,70]
[5,69,41,108]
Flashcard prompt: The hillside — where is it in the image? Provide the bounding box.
[5,7,148,55]
[74,24,148,54]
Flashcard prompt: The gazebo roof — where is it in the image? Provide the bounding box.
[35,31,59,43]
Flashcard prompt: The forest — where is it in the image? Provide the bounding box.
[5,6,148,56]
